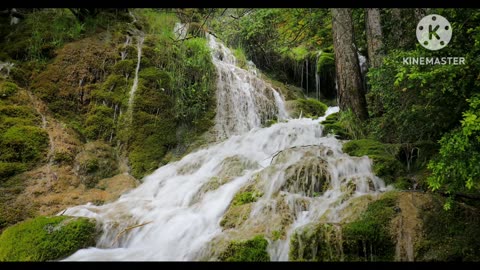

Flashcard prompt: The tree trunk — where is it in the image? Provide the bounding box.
[365,8,384,68]
[332,8,368,120]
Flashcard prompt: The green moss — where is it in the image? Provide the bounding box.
[84,105,115,141]
[139,68,172,90]
[218,235,270,262]
[289,223,343,261]
[220,185,263,229]
[0,162,27,182]
[0,215,97,261]
[52,150,75,165]
[74,141,118,188]
[264,119,277,127]
[287,98,328,119]
[232,191,262,206]
[0,125,49,163]
[282,156,330,197]
[415,196,480,261]
[113,59,136,77]
[322,112,351,139]
[0,82,18,98]
[342,196,397,261]
[220,204,252,229]
[343,139,404,184]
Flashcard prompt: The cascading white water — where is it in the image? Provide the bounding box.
[61,29,387,261]
[208,34,287,140]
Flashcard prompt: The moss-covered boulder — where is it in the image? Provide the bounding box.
[286,98,328,119]
[342,196,397,261]
[282,156,331,197]
[0,215,98,261]
[342,139,403,184]
[322,112,351,139]
[218,235,270,261]
[290,223,343,261]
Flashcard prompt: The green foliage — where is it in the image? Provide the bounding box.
[211,9,333,92]
[0,216,97,261]
[428,94,480,197]
[343,139,403,184]
[219,235,270,262]
[0,82,18,98]
[232,47,248,69]
[342,196,397,261]
[0,126,49,163]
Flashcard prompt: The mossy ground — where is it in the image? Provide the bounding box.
[218,235,270,261]
[0,215,97,261]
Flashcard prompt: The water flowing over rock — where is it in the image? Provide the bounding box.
[61,29,387,261]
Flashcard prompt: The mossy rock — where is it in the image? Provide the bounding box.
[0,216,98,261]
[0,82,18,99]
[220,184,263,229]
[288,195,398,262]
[218,235,270,261]
[322,112,351,139]
[286,98,328,119]
[74,141,118,188]
[289,223,343,261]
[342,196,397,261]
[342,139,403,184]
[282,156,331,197]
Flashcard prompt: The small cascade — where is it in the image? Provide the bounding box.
[207,33,288,140]
[126,34,144,119]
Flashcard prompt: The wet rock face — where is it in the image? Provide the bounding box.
[282,156,331,197]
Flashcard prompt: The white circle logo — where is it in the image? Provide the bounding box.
[416,14,452,51]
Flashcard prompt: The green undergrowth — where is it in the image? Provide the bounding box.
[0,215,97,261]
[218,235,270,262]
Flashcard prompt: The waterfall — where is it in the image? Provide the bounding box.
[126,34,144,120]
[315,51,321,101]
[207,34,287,140]
[61,32,388,261]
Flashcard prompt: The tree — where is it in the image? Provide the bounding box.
[365,8,384,68]
[332,8,368,120]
